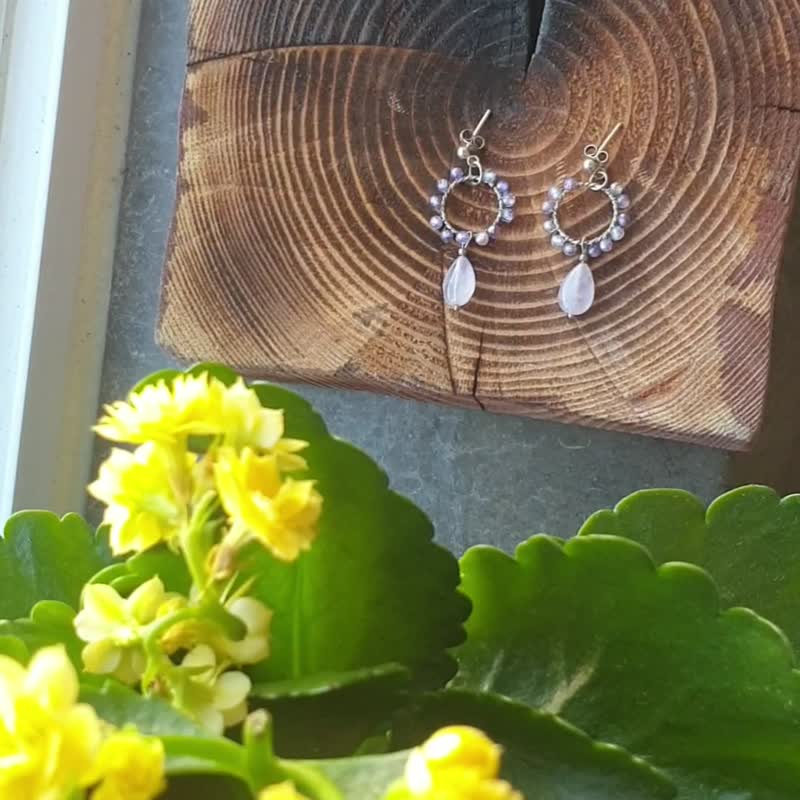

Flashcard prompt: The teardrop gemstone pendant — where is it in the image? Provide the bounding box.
[558,259,595,317]
[443,254,476,309]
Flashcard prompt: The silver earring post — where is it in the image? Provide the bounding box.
[541,123,631,318]
[428,110,516,310]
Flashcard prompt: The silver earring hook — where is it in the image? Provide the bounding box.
[459,108,492,151]
[471,108,492,139]
[583,122,624,190]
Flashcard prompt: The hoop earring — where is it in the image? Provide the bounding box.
[541,123,631,317]
[428,109,516,310]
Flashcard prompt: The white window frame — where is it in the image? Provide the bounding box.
[0,0,141,518]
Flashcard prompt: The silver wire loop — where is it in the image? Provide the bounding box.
[466,154,483,185]
[588,170,609,190]
[550,181,623,249]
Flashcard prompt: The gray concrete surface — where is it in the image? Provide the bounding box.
[97,0,799,553]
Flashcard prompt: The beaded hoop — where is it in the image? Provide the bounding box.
[432,171,514,250]
[426,110,515,310]
[542,178,630,259]
[540,125,631,317]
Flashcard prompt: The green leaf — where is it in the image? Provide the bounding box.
[251,664,411,758]
[245,382,468,688]
[89,563,130,585]
[292,691,675,800]
[0,635,28,662]
[252,663,411,700]
[109,573,144,595]
[0,600,84,665]
[92,546,192,596]
[80,679,204,737]
[139,365,469,690]
[309,752,407,800]
[390,689,675,800]
[128,546,193,594]
[451,535,800,798]
[0,512,113,617]
[579,486,800,656]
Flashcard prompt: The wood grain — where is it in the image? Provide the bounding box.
[187,0,533,70]
[159,0,800,449]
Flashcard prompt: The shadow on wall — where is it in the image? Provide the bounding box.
[729,178,800,490]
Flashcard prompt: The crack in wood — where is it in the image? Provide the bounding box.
[527,0,548,66]
[472,330,487,412]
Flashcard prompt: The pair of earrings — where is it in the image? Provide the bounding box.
[427,110,631,317]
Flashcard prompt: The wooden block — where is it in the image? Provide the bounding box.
[159,0,800,449]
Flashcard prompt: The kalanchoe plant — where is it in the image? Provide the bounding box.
[3,364,800,799]
[78,371,323,733]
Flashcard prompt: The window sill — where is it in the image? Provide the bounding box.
[0,0,141,517]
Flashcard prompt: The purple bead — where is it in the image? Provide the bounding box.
[475,232,490,246]
[548,186,561,200]
[551,233,565,249]
[610,225,625,241]
[609,182,624,196]
[430,215,443,230]
[483,170,497,185]
[430,195,442,208]
[436,178,449,193]
[450,166,464,180]
[542,200,555,214]
[600,237,614,253]
[617,212,630,227]
[563,177,578,191]
[616,194,630,210]
[501,208,514,222]
[588,244,602,258]
[563,242,578,257]
[502,193,516,208]
[440,229,454,243]
[455,231,471,246]
[496,180,509,194]
[543,219,556,233]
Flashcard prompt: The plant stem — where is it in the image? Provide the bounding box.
[141,606,201,688]
[278,762,344,800]
[181,490,220,591]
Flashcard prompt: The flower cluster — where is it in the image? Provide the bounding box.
[79,373,323,732]
[386,726,523,800]
[91,373,321,560]
[0,645,164,800]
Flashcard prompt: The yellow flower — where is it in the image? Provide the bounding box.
[89,442,193,555]
[0,645,103,800]
[89,728,165,800]
[94,373,220,445]
[215,378,287,451]
[95,373,306,458]
[75,577,178,685]
[215,447,322,562]
[259,782,311,800]
[414,726,500,784]
[272,437,310,473]
[221,596,273,664]
[178,645,251,734]
[390,726,522,800]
